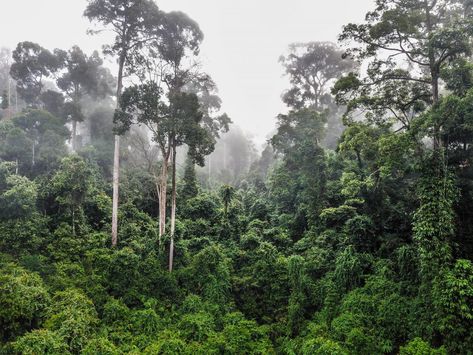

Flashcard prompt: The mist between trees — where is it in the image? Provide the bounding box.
[1,0,473,354]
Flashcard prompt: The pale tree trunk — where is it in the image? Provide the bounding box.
[111,54,126,247]
[158,161,168,240]
[154,178,161,235]
[111,134,120,247]
[169,144,177,272]
[157,144,172,243]
[72,120,77,152]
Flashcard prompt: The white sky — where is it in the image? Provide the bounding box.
[0,0,375,145]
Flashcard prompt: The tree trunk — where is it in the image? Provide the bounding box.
[158,160,168,240]
[425,0,442,151]
[111,53,126,247]
[169,143,177,272]
[111,134,120,247]
[72,120,77,152]
[158,143,172,243]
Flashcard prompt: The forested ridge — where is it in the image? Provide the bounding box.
[1,0,473,354]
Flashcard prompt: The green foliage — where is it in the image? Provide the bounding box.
[301,337,348,355]
[399,338,446,355]
[2,1,473,353]
[10,42,63,106]
[336,0,473,129]
[330,273,411,353]
[320,205,357,228]
[434,259,473,353]
[413,155,457,277]
[0,163,37,220]
[82,337,118,355]
[45,289,99,353]
[333,247,371,292]
[0,121,31,166]
[233,237,289,323]
[215,312,274,354]
[142,330,187,355]
[287,255,309,336]
[13,329,69,355]
[181,154,199,200]
[0,214,48,256]
[0,263,50,340]
[269,108,328,234]
[179,311,215,342]
[219,184,235,217]
[186,245,231,308]
[0,109,68,176]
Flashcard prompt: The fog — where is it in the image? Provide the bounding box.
[0,0,374,146]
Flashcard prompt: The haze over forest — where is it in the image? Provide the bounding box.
[0,0,373,145]
[1,0,473,354]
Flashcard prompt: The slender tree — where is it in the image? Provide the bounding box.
[155,12,205,268]
[84,0,163,246]
[124,10,215,271]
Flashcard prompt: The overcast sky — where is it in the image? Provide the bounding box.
[0,0,375,146]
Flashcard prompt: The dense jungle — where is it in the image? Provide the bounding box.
[1,0,473,354]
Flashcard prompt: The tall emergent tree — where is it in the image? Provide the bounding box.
[156,12,212,272]
[84,0,163,246]
[117,9,224,271]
